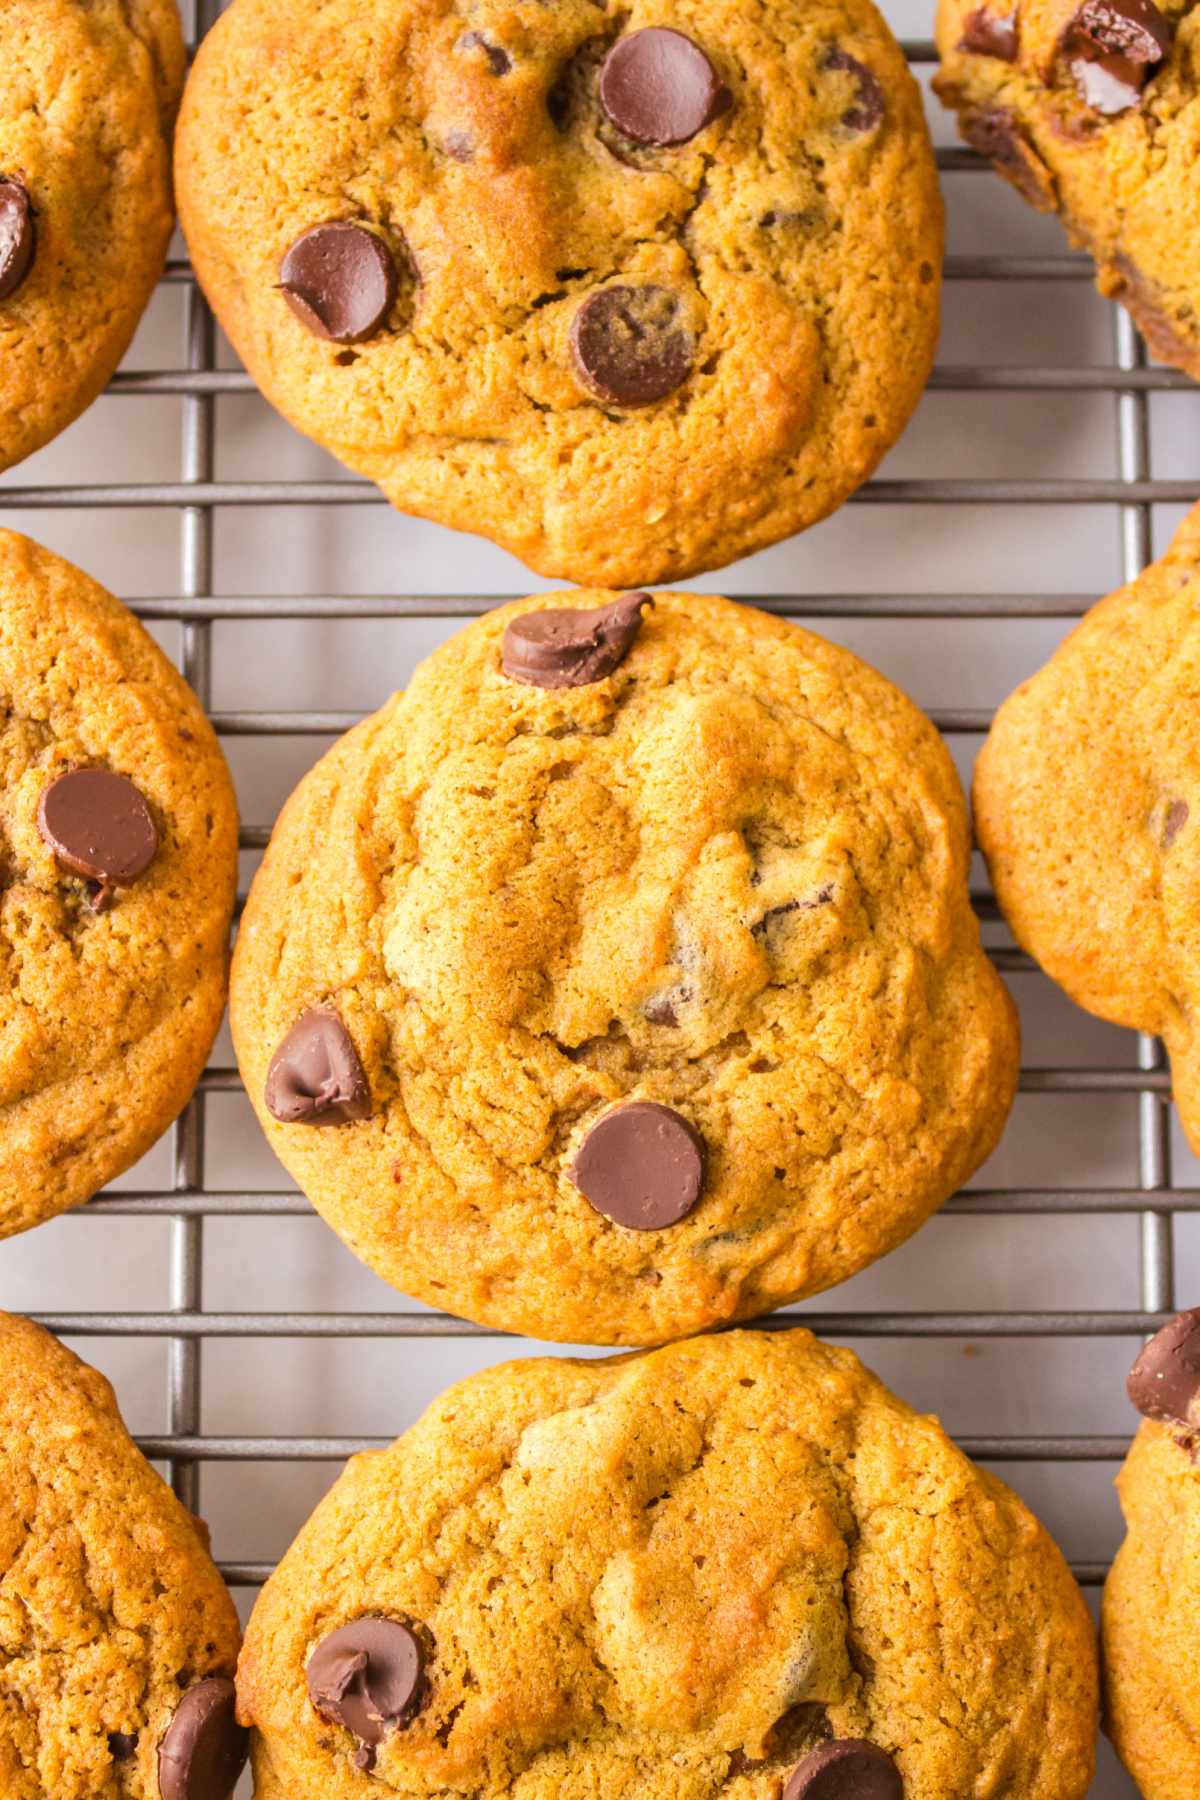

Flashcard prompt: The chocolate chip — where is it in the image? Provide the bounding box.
[307,1619,425,1745]
[501,593,650,689]
[959,8,1019,57]
[37,769,157,910]
[570,285,691,405]
[444,130,475,161]
[1062,0,1169,110]
[0,177,33,302]
[826,48,886,132]
[108,1731,138,1762]
[1165,799,1189,846]
[354,1746,377,1771]
[959,105,1057,210]
[158,1679,248,1800]
[264,1008,371,1125]
[280,222,398,344]
[782,1740,903,1800]
[568,1101,707,1230]
[458,30,511,73]
[598,28,732,145]
[1128,1307,1200,1426]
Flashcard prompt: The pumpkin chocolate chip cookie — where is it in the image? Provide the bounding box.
[934,0,1200,375]
[0,529,238,1239]
[0,2,184,472]
[973,499,1200,1157]
[237,1328,1098,1800]
[0,1311,246,1800]
[231,590,1018,1347]
[175,0,942,587]
[1103,1307,1200,1800]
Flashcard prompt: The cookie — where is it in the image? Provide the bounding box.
[973,500,1200,1154]
[0,529,239,1239]
[230,590,1018,1347]
[1103,1307,1200,1800]
[0,1311,246,1800]
[0,3,184,473]
[933,0,1200,374]
[174,0,942,588]
[237,1327,1098,1800]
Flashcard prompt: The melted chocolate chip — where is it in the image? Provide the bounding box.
[0,177,33,301]
[108,1731,138,1762]
[570,284,691,405]
[782,1740,903,1800]
[568,1101,707,1230]
[599,28,732,145]
[280,222,398,344]
[459,30,511,73]
[158,1679,248,1800]
[826,48,886,131]
[1165,798,1189,846]
[959,7,1019,57]
[959,105,1057,209]
[307,1619,425,1745]
[501,593,650,689]
[264,1008,371,1125]
[1062,0,1169,110]
[1128,1307,1200,1427]
[37,769,157,910]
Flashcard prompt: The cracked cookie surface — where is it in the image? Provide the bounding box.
[0,529,239,1238]
[934,0,1200,374]
[0,1311,243,1800]
[973,499,1200,1157]
[237,1328,1098,1800]
[175,0,941,587]
[230,590,1018,1346]
[0,2,183,472]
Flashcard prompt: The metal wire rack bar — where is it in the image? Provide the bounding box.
[36,1309,1177,1338]
[76,1187,1200,1216]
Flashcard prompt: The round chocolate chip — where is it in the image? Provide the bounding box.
[1128,1307,1200,1427]
[264,1008,370,1126]
[108,1731,138,1762]
[569,1101,707,1230]
[826,48,886,132]
[158,1678,248,1800]
[599,28,731,145]
[279,222,397,345]
[0,177,33,302]
[570,285,691,406]
[501,593,650,689]
[307,1618,425,1745]
[782,1740,904,1800]
[37,768,157,910]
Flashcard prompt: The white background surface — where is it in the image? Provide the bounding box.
[0,0,1194,1792]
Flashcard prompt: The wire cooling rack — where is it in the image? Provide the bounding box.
[7,8,1193,1651]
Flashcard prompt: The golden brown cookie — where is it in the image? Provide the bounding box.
[0,3,184,472]
[237,1327,1098,1800]
[974,500,1200,1154]
[174,0,942,588]
[231,590,1018,1346]
[1103,1307,1200,1800]
[933,0,1200,374]
[0,529,238,1238]
[0,1310,246,1800]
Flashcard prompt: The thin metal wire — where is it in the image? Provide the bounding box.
[29,13,1194,1598]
